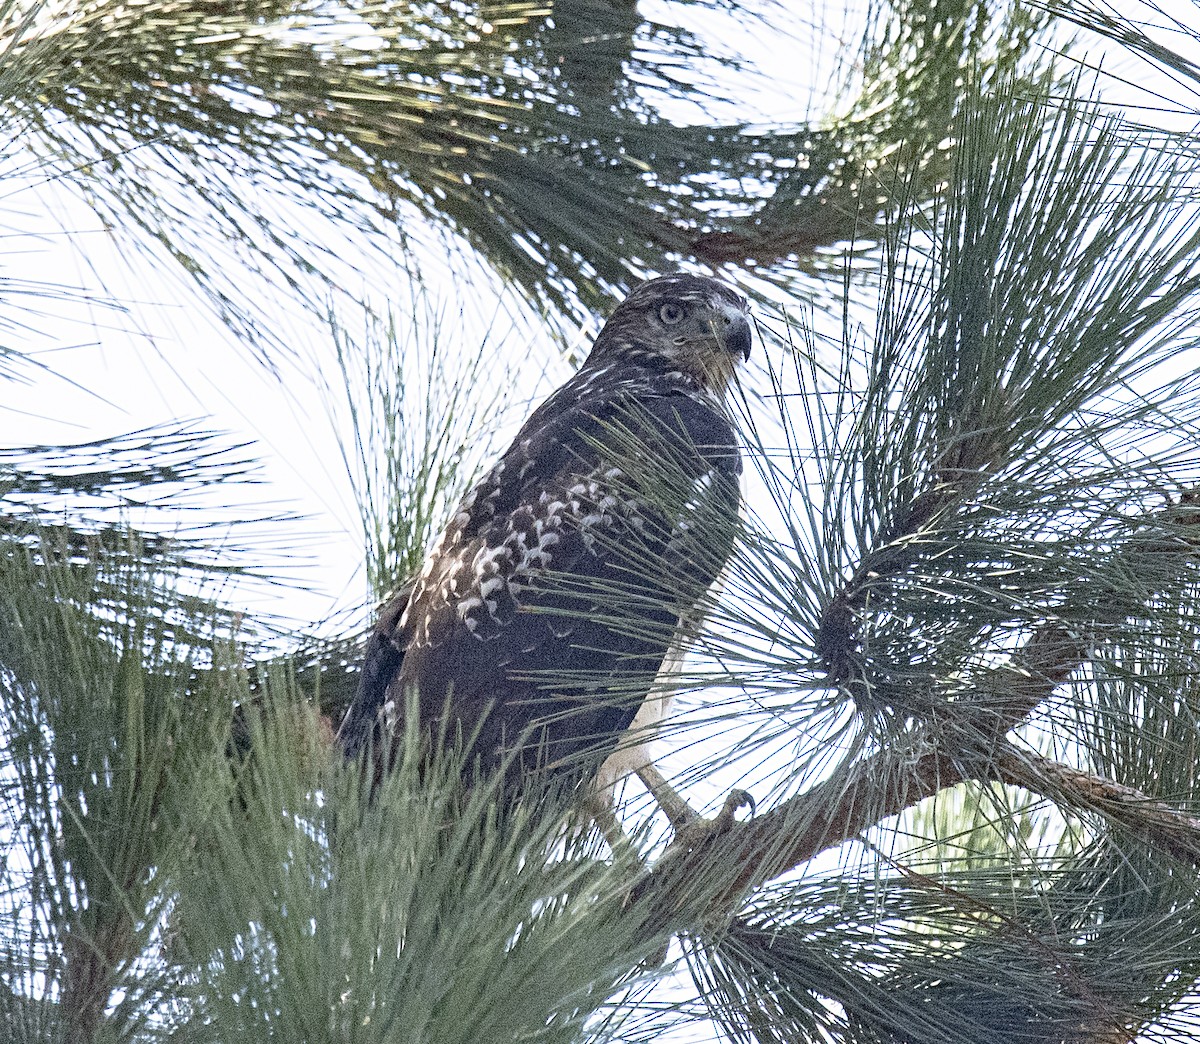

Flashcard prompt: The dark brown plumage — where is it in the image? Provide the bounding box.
[338,273,751,794]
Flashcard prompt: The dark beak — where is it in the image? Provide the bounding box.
[725,314,752,362]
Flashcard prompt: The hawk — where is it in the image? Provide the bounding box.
[339,273,751,799]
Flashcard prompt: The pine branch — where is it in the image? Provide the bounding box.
[640,647,1200,933]
[637,492,1200,927]
[635,620,1081,919]
[61,906,134,1044]
[995,747,1200,866]
[815,421,1011,685]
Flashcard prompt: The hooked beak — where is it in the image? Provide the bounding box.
[724,312,752,362]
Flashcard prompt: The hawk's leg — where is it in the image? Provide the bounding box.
[586,792,641,861]
[636,762,699,829]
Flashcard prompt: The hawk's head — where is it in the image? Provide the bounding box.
[589,274,752,393]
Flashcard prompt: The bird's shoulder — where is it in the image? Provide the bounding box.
[398,363,738,649]
[475,363,739,523]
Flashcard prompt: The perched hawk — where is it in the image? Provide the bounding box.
[339,274,751,796]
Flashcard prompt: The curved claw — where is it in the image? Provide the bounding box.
[715,788,755,829]
[668,787,756,854]
[727,788,755,816]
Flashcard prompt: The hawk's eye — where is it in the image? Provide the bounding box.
[659,302,684,325]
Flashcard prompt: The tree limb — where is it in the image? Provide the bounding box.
[636,612,1200,925]
[996,746,1200,865]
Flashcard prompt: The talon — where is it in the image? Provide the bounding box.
[669,787,756,853]
[720,788,755,822]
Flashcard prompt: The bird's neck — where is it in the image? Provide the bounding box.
[586,343,729,401]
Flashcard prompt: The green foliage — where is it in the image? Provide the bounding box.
[0,537,235,1043]
[0,0,1050,366]
[0,425,265,578]
[328,290,505,600]
[718,77,1200,717]
[690,858,1200,1043]
[668,70,1200,1038]
[172,689,670,1044]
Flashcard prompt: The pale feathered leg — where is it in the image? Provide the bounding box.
[634,761,697,829]
[594,585,753,841]
[593,624,687,806]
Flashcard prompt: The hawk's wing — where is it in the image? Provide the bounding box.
[340,379,740,785]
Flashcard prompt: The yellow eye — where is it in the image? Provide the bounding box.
[659,302,684,325]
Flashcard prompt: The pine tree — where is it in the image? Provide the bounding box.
[3,2,1200,1041]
